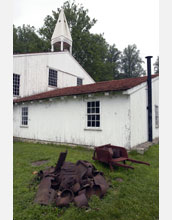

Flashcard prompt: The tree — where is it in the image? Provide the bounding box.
[153,56,159,74]
[13,1,121,81]
[38,1,121,81]
[106,44,121,79]
[120,44,146,78]
[13,25,49,54]
[39,1,97,51]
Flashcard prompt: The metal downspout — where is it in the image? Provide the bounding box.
[145,56,153,142]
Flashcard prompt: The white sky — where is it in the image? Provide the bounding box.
[13,0,159,70]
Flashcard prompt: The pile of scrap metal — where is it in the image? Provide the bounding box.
[34,151,109,208]
[93,144,150,171]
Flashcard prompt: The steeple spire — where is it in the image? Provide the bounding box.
[51,9,72,53]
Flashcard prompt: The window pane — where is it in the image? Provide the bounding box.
[13,74,20,96]
[22,116,26,121]
[96,115,100,120]
[92,121,95,127]
[91,108,95,113]
[87,108,91,113]
[87,102,91,108]
[96,101,99,107]
[22,107,28,126]
[92,102,95,107]
[24,111,27,115]
[77,78,83,86]
[92,115,95,120]
[87,101,100,128]
[88,115,91,120]
[87,121,91,127]
[49,69,57,87]
[96,121,100,127]
[155,106,159,128]
[96,108,99,113]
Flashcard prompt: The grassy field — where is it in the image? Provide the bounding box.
[13,142,159,220]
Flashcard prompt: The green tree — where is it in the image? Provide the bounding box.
[39,1,96,40]
[120,44,146,78]
[106,44,121,79]
[38,1,121,81]
[13,1,121,81]
[153,56,159,74]
[13,25,20,53]
[13,25,49,54]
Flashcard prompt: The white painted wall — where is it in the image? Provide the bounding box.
[13,77,159,149]
[13,51,95,98]
[13,93,131,148]
[152,77,159,139]
[129,77,159,147]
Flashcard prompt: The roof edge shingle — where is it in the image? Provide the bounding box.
[13,74,159,104]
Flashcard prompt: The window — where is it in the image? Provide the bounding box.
[48,69,57,87]
[13,74,20,96]
[155,105,159,128]
[77,78,83,86]
[21,107,28,126]
[87,101,100,127]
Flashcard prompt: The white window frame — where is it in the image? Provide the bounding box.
[85,100,101,130]
[48,68,58,87]
[21,106,28,127]
[13,73,20,96]
[155,105,159,128]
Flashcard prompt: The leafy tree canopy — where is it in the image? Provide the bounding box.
[119,44,146,78]
[13,1,147,81]
[13,25,49,54]
[38,0,122,81]
[153,56,159,74]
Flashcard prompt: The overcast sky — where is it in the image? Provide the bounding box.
[13,0,159,70]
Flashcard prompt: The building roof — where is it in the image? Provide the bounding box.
[14,75,159,103]
[51,9,72,45]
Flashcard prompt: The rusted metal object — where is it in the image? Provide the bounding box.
[34,151,109,208]
[55,150,67,172]
[56,189,74,207]
[74,193,88,208]
[34,177,56,205]
[93,144,150,171]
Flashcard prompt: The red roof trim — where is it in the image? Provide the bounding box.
[14,74,159,103]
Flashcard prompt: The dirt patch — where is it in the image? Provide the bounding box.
[31,160,49,166]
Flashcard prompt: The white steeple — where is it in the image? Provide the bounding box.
[51,9,72,53]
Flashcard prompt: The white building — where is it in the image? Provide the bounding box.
[13,9,95,99]
[13,75,159,149]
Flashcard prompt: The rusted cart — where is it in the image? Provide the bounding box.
[93,144,150,171]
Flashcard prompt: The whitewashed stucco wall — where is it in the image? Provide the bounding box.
[129,77,159,147]
[13,93,131,148]
[13,52,94,98]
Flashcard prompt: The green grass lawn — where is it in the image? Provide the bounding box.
[13,142,159,220]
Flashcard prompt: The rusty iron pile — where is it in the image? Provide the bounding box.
[34,151,109,208]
